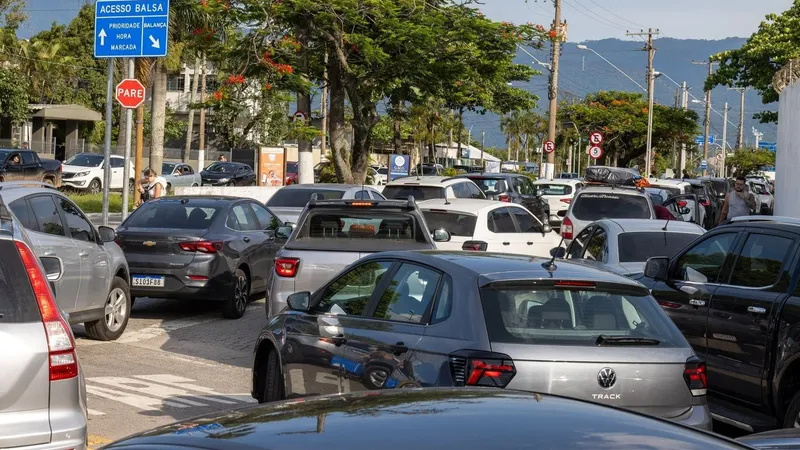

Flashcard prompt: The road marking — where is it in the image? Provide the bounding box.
[87,409,106,416]
[289,369,306,395]
[88,434,113,449]
[132,374,243,404]
[87,384,191,410]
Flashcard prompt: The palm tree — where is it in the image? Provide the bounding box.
[501,111,524,162]
[17,40,73,103]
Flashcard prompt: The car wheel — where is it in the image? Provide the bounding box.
[222,268,249,319]
[191,183,199,187]
[259,349,283,403]
[85,277,131,341]
[363,365,390,389]
[130,296,136,308]
[88,179,101,195]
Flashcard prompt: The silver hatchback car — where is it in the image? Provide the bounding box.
[0,197,87,449]
[252,251,711,430]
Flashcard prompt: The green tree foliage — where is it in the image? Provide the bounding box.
[725,149,776,176]
[0,68,29,124]
[557,91,699,168]
[706,2,800,123]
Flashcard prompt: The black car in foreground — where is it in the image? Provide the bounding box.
[201,162,257,186]
[455,173,549,224]
[102,389,749,450]
[116,196,285,319]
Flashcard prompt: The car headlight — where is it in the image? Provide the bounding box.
[218,178,230,183]
[75,171,90,177]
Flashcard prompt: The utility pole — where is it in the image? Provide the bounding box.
[481,130,485,169]
[721,102,729,177]
[692,59,716,175]
[628,29,659,177]
[679,81,688,174]
[198,53,207,171]
[545,0,563,180]
[320,51,328,156]
[297,27,313,184]
[728,87,747,148]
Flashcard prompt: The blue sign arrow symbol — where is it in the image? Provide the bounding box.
[98,29,107,46]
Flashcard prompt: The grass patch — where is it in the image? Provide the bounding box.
[68,192,134,214]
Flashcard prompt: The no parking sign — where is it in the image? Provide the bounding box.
[543,140,555,154]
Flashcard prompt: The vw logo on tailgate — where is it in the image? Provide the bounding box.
[597,367,617,389]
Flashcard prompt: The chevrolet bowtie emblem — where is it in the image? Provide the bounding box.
[143,241,156,247]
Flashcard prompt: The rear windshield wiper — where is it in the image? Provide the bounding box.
[596,335,660,346]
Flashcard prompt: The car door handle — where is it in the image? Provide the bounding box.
[748,306,767,315]
[527,241,534,245]
[689,299,706,307]
[79,251,89,258]
[680,285,699,295]
[390,342,408,355]
[331,334,346,346]
[503,242,510,246]
[243,237,251,243]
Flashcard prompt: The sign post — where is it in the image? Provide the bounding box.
[94,0,170,226]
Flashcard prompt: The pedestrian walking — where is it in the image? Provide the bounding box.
[136,168,167,206]
[717,176,757,225]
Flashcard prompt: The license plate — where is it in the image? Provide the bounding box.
[132,275,165,288]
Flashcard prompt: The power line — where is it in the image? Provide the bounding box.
[581,0,645,29]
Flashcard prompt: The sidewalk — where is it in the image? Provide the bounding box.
[87,213,122,228]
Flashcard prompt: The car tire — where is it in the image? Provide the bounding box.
[85,277,131,341]
[191,183,199,187]
[222,268,249,319]
[259,349,283,403]
[88,179,101,195]
[783,390,800,428]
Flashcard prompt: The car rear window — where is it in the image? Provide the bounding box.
[618,232,700,263]
[267,189,345,207]
[0,240,41,323]
[468,178,507,196]
[125,202,223,229]
[651,185,681,196]
[296,211,424,242]
[382,185,444,201]
[536,184,572,196]
[690,186,705,197]
[571,193,651,220]
[422,211,477,237]
[479,285,684,347]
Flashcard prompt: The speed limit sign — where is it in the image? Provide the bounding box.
[543,140,556,154]
[589,145,604,160]
[590,132,604,145]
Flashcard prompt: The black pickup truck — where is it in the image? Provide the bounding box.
[0,149,62,187]
[639,216,800,432]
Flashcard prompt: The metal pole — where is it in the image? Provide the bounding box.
[738,89,745,148]
[320,51,328,156]
[198,53,207,171]
[102,58,114,226]
[721,102,728,177]
[122,59,134,221]
[645,29,656,177]
[481,130,485,168]
[545,0,562,180]
[680,81,688,174]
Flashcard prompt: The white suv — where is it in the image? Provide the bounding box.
[61,153,135,194]
[561,184,655,245]
[382,176,486,201]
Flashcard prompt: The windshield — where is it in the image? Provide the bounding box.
[162,163,177,175]
[66,153,104,167]
[286,162,298,174]
[267,188,345,207]
[125,202,223,229]
[296,212,423,242]
[571,193,651,221]
[378,168,388,175]
[479,286,684,347]
[646,191,666,206]
[422,211,477,237]
[618,232,700,263]
[536,183,573,196]
[205,162,237,173]
[750,183,766,195]
[468,178,507,196]
[650,185,681,196]
[382,185,444,201]
[710,181,728,195]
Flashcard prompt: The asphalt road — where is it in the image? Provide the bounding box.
[76,296,267,448]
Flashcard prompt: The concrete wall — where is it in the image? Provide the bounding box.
[173,185,283,203]
[775,81,800,217]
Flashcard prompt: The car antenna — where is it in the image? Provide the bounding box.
[542,236,565,273]
[662,213,671,231]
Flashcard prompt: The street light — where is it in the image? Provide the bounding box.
[645,70,663,177]
[576,44,647,92]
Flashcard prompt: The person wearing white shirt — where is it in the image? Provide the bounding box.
[136,168,167,205]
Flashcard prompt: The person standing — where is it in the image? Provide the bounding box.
[718,176,758,225]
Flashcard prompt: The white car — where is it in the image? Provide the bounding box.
[532,179,584,226]
[61,153,135,194]
[419,198,561,257]
[747,179,774,214]
[373,167,388,185]
[382,176,486,201]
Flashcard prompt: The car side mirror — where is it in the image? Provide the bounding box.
[542,224,552,235]
[287,292,311,312]
[97,226,117,243]
[644,257,670,280]
[550,247,567,258]
[39,256,63,281]
[433,229,451,243]
[276,226,293,239]
[678,207,691,215]
[535,189,544,197]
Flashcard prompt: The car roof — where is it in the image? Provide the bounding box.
[647,178,689,186]
[456,173,523,180]
[593,218,705,234]
[417,198,513,214]
[0,185,65,203]
[533,179,582,185]
[387,176,468,187]
[577,185,645,196]
[278,183,366,191]
[372,251,645,289]
[148,195,248,204]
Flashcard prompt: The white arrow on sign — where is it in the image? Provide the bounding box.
[98,29,107,46]
[149,36,160,49]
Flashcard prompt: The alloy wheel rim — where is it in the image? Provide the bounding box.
[91,182,100,194]
[104,288,127,332]
[234,275,248,312]
[369,369,388,387]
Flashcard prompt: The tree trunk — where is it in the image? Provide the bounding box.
[347,84,379,185]
[390,99,403,154]
[149,62,168,174]
[327,55,353,184]
[457,108,464,158]
[183,58,200,163]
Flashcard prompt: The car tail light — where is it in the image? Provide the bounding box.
[16,241,78,381]
[462,241,488,251]
[187,275,209,281]
[658,300,682,309]
[275,257,299,277]
[450,353,516,388]
[677,200,687,208]
[683,357,707,396]
[561,217,574,240]
[555,280,596,288]
[498,194,511,203]
[560,198,572,204]
[179,241,222,253]
[700,199,711,207]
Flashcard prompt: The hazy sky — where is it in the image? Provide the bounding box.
[480,0,791,42]
[17,0,793,40]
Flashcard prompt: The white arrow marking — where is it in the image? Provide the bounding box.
[149,36,160,49]
[98,29,107,46]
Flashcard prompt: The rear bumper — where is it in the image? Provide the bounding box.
[128,264,233,301]
[670,402,713,431]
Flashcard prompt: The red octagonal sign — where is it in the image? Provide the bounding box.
[116,78,146,109]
